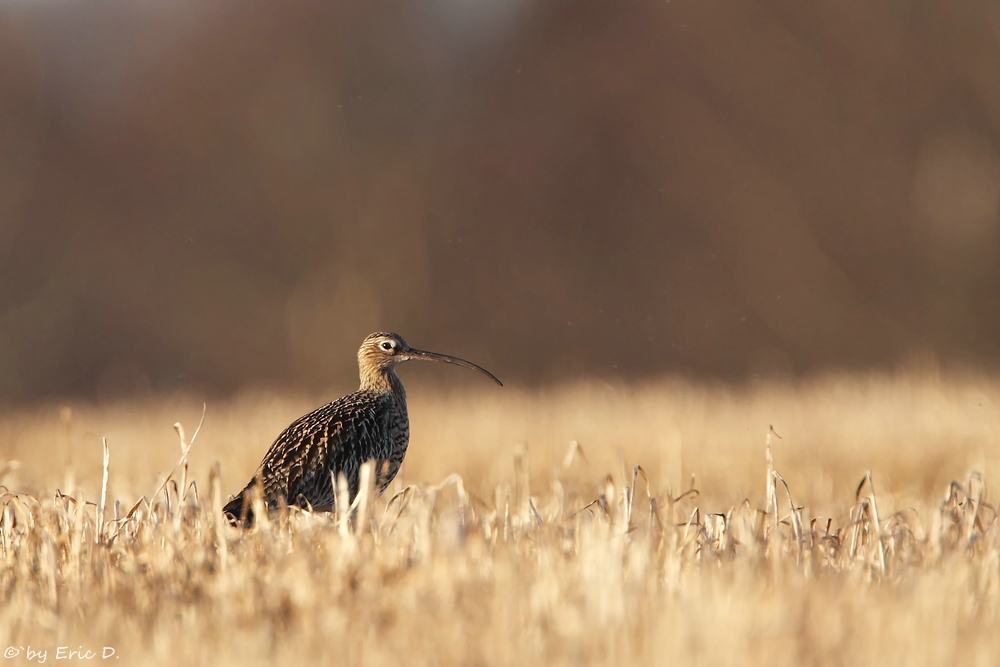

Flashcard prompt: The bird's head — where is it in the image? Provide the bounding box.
[358,332,410,372]
[357,332,502,387]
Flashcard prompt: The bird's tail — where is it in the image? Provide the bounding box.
[223,471,269,528]
[222,491,254,528]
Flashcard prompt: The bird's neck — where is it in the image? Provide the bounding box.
[359,366,407,404]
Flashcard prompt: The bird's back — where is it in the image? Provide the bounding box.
[223,388,407,523]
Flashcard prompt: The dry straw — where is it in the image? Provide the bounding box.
[1,379,1000,665]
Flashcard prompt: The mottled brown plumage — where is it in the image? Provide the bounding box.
[224,332,501,525]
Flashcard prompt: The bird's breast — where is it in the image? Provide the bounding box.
[387,406,409,455]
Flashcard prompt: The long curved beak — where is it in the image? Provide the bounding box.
[405,348,503,386]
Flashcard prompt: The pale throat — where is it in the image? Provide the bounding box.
[359,363,407,404]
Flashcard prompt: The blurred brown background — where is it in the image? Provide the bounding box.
[1,0,999,402]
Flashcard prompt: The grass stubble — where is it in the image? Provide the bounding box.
[0,372,999,666]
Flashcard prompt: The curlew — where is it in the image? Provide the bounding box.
[223,332,501,525]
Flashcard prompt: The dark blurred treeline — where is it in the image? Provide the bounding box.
[0,0,999,401]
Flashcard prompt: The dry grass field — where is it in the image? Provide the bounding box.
[1,371,999,666]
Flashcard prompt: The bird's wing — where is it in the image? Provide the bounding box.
[248,393,384,511]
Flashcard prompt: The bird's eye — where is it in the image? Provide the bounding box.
[380,341,394,351]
